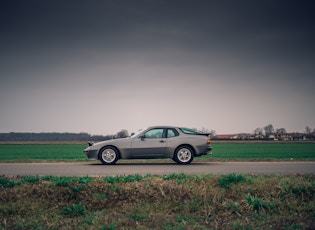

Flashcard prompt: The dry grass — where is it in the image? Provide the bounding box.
[1,174,315,229]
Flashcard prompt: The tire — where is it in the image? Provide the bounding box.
[174,146,194,164]
[98,146,119,165]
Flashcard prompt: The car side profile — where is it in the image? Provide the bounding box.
[83,126,212,165]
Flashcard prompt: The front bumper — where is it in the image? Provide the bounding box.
[83,149,99,160]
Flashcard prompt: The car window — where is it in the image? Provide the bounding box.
[179,127,202,135]
[167,129,179,138]
[144,128,164,139]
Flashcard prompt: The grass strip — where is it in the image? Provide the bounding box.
[1,174,314,229]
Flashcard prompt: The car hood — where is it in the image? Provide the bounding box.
[86,137,132,149]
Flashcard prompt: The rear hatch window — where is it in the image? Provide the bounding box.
[179,128,203,135]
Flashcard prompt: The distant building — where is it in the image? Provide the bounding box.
[212,134,239,140]
[210,132,315,141]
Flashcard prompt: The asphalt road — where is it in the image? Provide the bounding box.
[1,161,315,177]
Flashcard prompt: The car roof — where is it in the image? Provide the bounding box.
[147,126,178,129]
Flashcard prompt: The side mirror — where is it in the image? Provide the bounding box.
[139,134,146,140]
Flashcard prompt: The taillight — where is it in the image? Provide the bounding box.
[207,139,211,145]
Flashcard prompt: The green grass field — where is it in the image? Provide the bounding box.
[203,142,315,160]
[0,142,314,162]
[0,144,86,162]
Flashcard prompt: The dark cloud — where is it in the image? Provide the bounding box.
[0,0,314,134]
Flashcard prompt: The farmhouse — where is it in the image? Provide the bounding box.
[212,134,239,140]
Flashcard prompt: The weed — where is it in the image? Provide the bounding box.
[104,174,143,184]
[60,202,86,217]
[176,216,189,223]
[219,173,247,189]
[101,223,116,230]
[130,213,148,221]
[246,194,275,212]
[123,174,143,183]
[0,176,19,188]
[280,179,315,201]
[163,173,189,184]
[21,175,40,183]
[104,176,119,184]
[79,175,92,184]
[41,175,54,181]
[53,177,77,187]
[72,185,83,193]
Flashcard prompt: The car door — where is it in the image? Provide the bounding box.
[130,128,167,158]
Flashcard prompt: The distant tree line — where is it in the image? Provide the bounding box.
[1,125,314,141]
[212,124,315,141]
[253,124,315,138]
[0,130,129,142]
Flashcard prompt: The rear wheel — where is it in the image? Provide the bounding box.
[99,146,119,165]
[174,146,194,164]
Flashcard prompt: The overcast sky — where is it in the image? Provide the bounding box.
[1,0,314,135]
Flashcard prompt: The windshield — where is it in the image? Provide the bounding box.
[130,128,147,138]
[179,127,203,135]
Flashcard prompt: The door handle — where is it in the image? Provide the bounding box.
[159,140,165,143]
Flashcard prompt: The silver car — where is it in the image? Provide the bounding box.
[83,126,212,165]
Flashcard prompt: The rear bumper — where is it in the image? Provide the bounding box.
[196,145,212,156]
[206,146,212,155]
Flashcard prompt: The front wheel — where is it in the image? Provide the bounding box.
[99,146,119,165]
[173,146,194,164]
